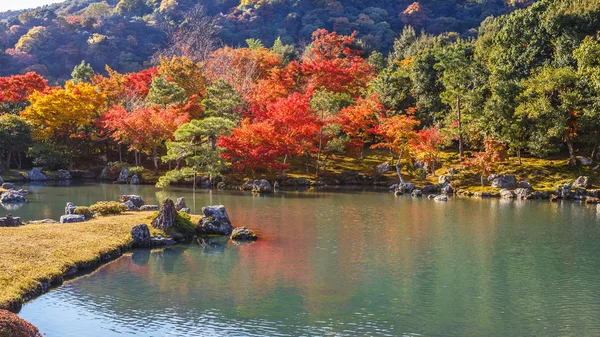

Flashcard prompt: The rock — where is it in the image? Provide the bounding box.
[122,200,139,211]
[273,181,280,190]
[117,167,130,183]
[180,207,190,213]
[119,195,144,207]
[197,205,233,236]
[0,215,22,227]
[573,176,591,189]
[140,205,160,211]
[473,192,491,198]
[488,174,517,189]
[585,197,600,204]
[130,174,140,185]
[0,176,3,184]
[150,234,175,246]
[16,189,28,195]
[175,197,187,211]
[59,214,86,223]
[65,202,76,215]
[438,175,451,185]
[241,179,254,190]
[151,199,176,231]
[500,189,515,199]
[1,190,27,203]
[29,219,58,224]
[434,195,448,202]
[2,182,14,189]
[427,194,437,199]
[396,182,415,193]
[252,179,272,193]
[411,189,423,197]
[518,181,532,189]
[131,224,151,248]
[441,184,454,195]
[26,167,47,181]
[230,226,258,241]
[556,182,572,199]
[216,182,226,189]
[376,162,390,174]
[514,188,532,199]
[57,169,72,180]
[394,190,403,196]
[577,156,593,166]
[422,184,437,194]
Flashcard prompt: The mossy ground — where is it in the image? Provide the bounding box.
[0,212,200,310]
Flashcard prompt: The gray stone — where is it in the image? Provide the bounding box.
[488,174,517,189]
[500,189,515,199]
[131,224,151,248]
[151,199,176,231]
[411,189,422,197]
[122,200,139,211]
[396,182,415,193]
[577,156,593,166]
[150,235,175,246]
[518,181,532,189]
[197,205,233,236]
[252,179,272,193]
[573,176,592,189]
[2,183,14,189]
[130,174,140,185]
[140,205,160,211]
[427,194,437,199]
[26,167,47,181]
[438,175,451,184]
[273,181,280,190]
[473,192,491,198]
[16,189,28,195]
[0,215,22,227]
[119,195,144,207]
[514,188,532,199]
[65,202,76,215]
[180,207,190,213]
[59,214,86,223]
[117,167,130,183]
[230,226,258,241]
[241,179,254,190]
[1,190,27,203]
[175,197,187,211]
[422,184,437,193]
[556,182,572,198]
[57,169,72,180]
[441,185,453,195]
[434,195,448,202]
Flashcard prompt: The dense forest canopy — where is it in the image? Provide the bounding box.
[0,0,537,82]
[1,0,600,187]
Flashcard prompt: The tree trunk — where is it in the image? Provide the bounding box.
[430,160,436,177]
[5,151,11,171]
[396,147,405,184]
[566,137,576,167]
[210,136,217,151]
[457,96,464,161]
[516,147,522,165]
[17,152,22,169]
[118,144,122,162]
[316,130,323,177]
[152,146,159,173]
[481,173,484,187]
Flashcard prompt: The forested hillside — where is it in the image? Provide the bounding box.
[0,0,535,82]
[1,0,600,190]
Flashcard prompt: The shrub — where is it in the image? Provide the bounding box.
[73,206,93,219]
[0,309,42,337]
[128,166,144,180]
[89,201,127,215]
[173,211,196,237]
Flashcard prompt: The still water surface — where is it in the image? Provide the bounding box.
[10,182,600,336]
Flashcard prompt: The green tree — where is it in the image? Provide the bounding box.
[0,114,32,171]
[201,80,243,121]
[146,76,186,107]
[71,61,95,84]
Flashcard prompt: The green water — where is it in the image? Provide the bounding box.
[13,183,600,336]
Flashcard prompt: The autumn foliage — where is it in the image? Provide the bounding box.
[0,310,42,337]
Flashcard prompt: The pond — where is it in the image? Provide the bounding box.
[10,183,600,336]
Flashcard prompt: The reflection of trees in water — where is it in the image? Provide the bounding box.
[131,249,151,266]
[1,202,24,212]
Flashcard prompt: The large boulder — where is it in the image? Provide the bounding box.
[438,175,451,185]
[514,188,532,199]
[518,181,532,189]
[2,182,14,190]
[411,189,423,197]
[130,174,140,185]
[500,189,515,199]
[230,226,258,241]
[57,169,72,180]
[26,167,47,181]
[252,179,272,193]
[131,224,151,248]
[197,205,233,236]
[573,176,591,189]
[119,195,144,208]
[175,197,187,211]
[65,202,76,215]
[556,182,572,199]
[0,215,22,227]
[151,199,176,231]
[29,219,58,224]
[434,195,448,202]
[488,174,517,189]
[577,156,593,166]
[117,167,130,183]
[122,200,139,211]
[140,205,160,211]
[59,214,86,223]
[396,182,415,193]
[1,191,27,203]
[241,180,254,190]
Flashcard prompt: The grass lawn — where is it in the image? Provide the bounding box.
[0,212,199,310]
